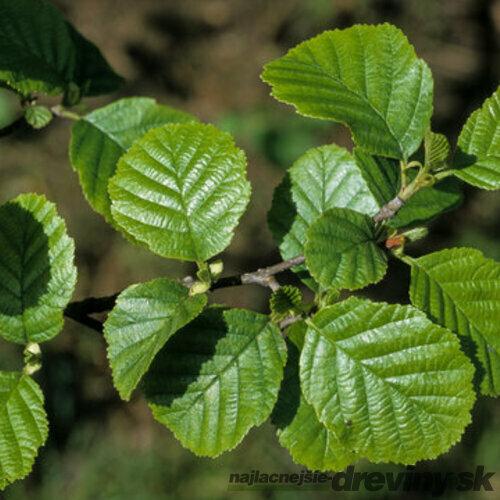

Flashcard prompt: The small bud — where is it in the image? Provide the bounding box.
[385,235,406,250]
[197,268,211,283]
[189,281,210,296]
[23,360,42,376]
[24,342,41,357]
[403,226,429,242]
[209,260,224,280]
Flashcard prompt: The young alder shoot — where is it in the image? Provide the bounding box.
[1,0,500,488]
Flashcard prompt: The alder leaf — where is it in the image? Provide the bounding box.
[23,106,52,130]
[304,207,387,290]
[262,24,433,159]
[0,0,122,98]
[409,248,500,396]
[143,307,287,457]
[300,297,475,464]
[450,87,500,189]
[272,338,357,471]
[70,97,196,223]
[103,278,207,401]
[109,122,251,261]
[0,372,48,490]
[267,145,379,289]
[0,194,77,344]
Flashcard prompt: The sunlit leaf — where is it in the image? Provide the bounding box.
[300,297,475,464]
[262,24,433,159]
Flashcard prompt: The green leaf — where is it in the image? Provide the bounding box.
[103,278,207,401]
[0,0,122,98]
[143,307,287,457]
[70,97,196,223]
[267,145,379,289]
[0,194,77,344]
[0,372,48,490]
[354,149,463,228]
[261,24,433,159]
[450,87,500,189]
[408,248,500,396]
[272,339,356,471]
[0,0,75,95]
[270,285,302,322]
[300,297,475,464]
[425,130,450,170]
[24,106,52,129]
[305,207,387,290]
[109,122,251,261]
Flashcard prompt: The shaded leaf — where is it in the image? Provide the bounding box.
[451,87,500,189]
[270,285,302,322]
[65,22,124,98]
[0,0,122,98]
[272,339,356,471]
[354,149,463,228]
[143,307,287,457]
[0,194,77,344]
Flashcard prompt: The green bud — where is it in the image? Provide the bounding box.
[209,260,224,280]
[189,281,210,296]
[403,227,429,242]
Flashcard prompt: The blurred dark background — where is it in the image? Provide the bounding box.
[1,0,500,498]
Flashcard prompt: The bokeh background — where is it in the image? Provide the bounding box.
[1,0,500,498]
